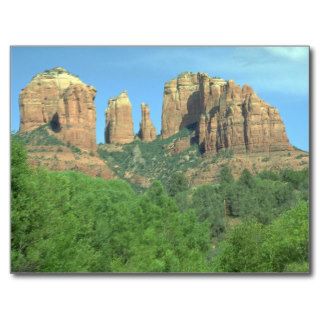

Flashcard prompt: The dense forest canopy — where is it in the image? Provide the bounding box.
[11,135,309,272]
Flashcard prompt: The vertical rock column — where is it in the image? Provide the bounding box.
[139,103,157,142]
[105,91,134,144]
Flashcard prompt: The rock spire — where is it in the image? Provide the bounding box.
[105,91,134,144]
[139,103,157,142]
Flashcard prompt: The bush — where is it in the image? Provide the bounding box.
[219,165,234,184]
[70,145,82,154]
[166,172,189,196]
[238,169,255,188]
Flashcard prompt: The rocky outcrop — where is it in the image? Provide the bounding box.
[139,103,157,142]
[165,136,191,155]
[19,67,96,150]
[105,92,134,144]
[162,72,292,154]
[161,72,201,139]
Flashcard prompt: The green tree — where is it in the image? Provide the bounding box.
[261,201,309,272]
[212,219,265,272]
[219,165,234,184]
[11,136,29,197]
[191,185,225,237]
[166,172,189,196]
[238,169,255,188]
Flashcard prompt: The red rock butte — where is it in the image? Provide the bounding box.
[19,67,97,151]
[105,91,134,144]
[161,72,292,153]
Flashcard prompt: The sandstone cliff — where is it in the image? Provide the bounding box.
[161,72,201,139]
[162,72,292,153]
[105,92,134,144]
[139,103,157,142]
[19,67,96,150]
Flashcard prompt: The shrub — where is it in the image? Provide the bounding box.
[219,165,234,184]
[166,172,189,196]
[70,145,82,154]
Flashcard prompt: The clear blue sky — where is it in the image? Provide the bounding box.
[11,46,309,151]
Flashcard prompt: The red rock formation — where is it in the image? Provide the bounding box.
[139,103,157,142]
[19,67,97,150]
[162,72,292,153]
[161,72,201,138]
[105,92,134,144]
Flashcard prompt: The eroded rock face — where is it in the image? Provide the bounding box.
[162,72,292,153]
[19,67,97,150]
[105,92,134,144]
[161,72,201,139]
[139,103,157,142]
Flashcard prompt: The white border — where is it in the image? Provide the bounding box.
[1,1,319,319]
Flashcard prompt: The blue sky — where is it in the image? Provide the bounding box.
[11,46,309,151]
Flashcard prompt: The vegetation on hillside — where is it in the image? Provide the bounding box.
[18,125,82,154]
[98,127,235,186]
[11,135,309,272]
[212,202,309,272]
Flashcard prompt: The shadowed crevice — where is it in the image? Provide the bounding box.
[50,112,61,132]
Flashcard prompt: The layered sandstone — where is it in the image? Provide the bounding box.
[105,92,134,144]
[19,67,96,150]
[139,103,157,142]
[161,72,201,139]
[162,72,292,153]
